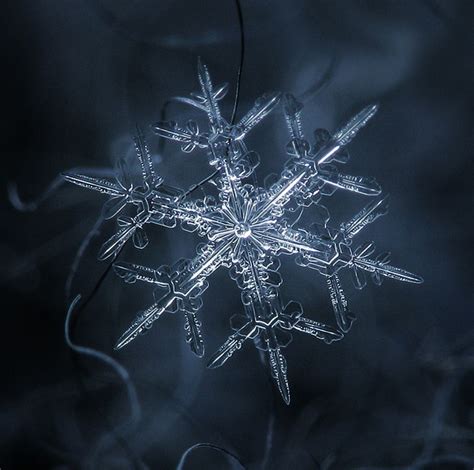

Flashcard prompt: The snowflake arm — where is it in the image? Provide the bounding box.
[326,274,355,332]
[196,58,227,133]
[280,302,344,344]
[253,222,335,259]
[151,120,210,154]
[175,82,230,114]
[231,248,292,404]
[62,132,235,259]
[61,172,124,198]
[340,195,389,239]
[98,214,149,260]
[252,102,380,223]
[208,243,343,404]
[249,222,356,333]
[231,92,281,141]
[152,60,280,179]
[283,92,305,142]
[113,238,234,353]
[133,126,160,186]
[350,244,424,284]
[252,194,421,334]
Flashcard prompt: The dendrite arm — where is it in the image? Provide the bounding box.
[114,238,234,353]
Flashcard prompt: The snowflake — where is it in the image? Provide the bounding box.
[63,59,422,404]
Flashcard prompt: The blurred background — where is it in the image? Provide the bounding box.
[1,0,473,468]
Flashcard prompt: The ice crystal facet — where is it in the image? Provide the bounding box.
[64,60,422,404]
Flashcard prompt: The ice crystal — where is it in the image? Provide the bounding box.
[64,59,422,404]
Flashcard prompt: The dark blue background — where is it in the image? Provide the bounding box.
[1,1,473,468]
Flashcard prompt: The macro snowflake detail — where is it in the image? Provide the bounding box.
[63,59,423,404]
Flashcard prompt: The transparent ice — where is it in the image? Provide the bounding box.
[64,59,423,404]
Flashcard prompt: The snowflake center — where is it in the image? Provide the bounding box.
[234,222,252,238]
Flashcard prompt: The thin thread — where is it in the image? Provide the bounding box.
[65,215,104,302]
[230,0,245,126]
[176,443,245,470]
[65,294,143,469]
[66,244,139,467]
[179,169,219,199]
[74,244,125,316]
